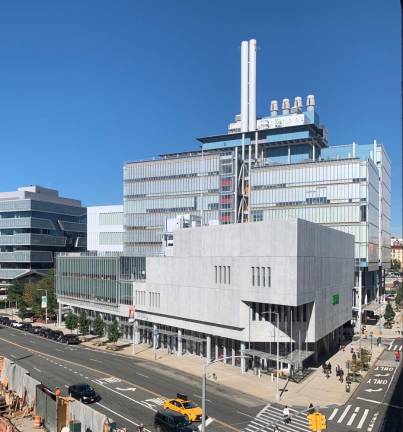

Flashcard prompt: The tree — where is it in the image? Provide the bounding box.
[384,302,396,324]
[391,259,401,271]
[18,304,28,320]
[93,316,105,337]
[395,282,403,307]
[65,311,78,332]
[107,320,121,344]
[7,280,25,306]
[21,271,57,318]
[78,312,90,335]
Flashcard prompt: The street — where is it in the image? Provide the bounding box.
[0,326,267,431]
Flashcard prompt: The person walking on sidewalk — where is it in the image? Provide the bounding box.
[339,368,344,383]
[395,351,400,362]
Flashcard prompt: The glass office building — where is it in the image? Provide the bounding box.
[0,186,87,301]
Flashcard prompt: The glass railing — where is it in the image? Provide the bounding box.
[0,217,55,230]
[0,233,66,246]
[0,251,53,262]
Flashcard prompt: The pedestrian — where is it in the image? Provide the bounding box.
[350,345,354,354]
[339,369,344,383]
[308,403,314,414]
[322,363,327,374]
[327,362,332,374]
[283,406,290,424]
[335,364,340,377]
[325,368,330,379]
[395,351,400,362]
[273,426,280,432]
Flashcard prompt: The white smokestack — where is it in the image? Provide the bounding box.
[306,94,315,111]
[270,100,278,117]
[241,41,249,132]
[282,98,290,115]
[248,39,257,131]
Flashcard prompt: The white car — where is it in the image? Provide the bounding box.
[12,322,23,328]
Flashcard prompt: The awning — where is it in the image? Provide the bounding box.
[243,348,314,366]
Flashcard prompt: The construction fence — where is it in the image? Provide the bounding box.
[0,356,117,432]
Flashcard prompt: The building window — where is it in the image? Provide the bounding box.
[223,266,226,284]
[257,267,260,286]
[219,266,222,283]
[228,266,231,284]
[252,267,255,286]
[267,267,271,287]
[214,266,217,284]
[360,205,367,222]
[262,267,265,287]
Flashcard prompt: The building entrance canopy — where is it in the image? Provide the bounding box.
[243,348,314,366]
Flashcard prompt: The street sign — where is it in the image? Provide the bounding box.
[41,296,47,308]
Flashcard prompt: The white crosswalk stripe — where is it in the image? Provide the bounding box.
[388,343,402,351]
[328,405,371,429]
[243,404,311,432]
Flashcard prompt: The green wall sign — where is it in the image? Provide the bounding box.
[332,294,340,305]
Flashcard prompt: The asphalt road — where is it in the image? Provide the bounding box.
[0,326,269,432]
[323,336,402,432]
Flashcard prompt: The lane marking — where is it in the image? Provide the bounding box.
[337,405,351,423]
[357,397,403,409]
[235,411,255,419]
[136,372,149,378]
[34,367,42,372]
[95,402,151,432]
[10,354,16,358]
[347,406,360,426]
[90,358,102,363]
[0,335,240,432]
[56,349,63,352]
[356,409,369,429]
[193,394,212,403]
[328,408,338,420]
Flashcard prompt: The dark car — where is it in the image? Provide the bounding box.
[60,334,80,345]
[68,384,97,403]
[48,330,64,341]
[38,327,52,337]
[154,410,198,432]
[0,317,11,326]
[20,323,33,332]
[32,326,43,334]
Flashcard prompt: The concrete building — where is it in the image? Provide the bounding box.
[390,238,403,271]
[0,186,86,302]
[87,205,123,253]
[56,219,354,370]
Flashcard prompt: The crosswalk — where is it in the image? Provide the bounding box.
[243,404,311,432]
[388,341,402,351]
[328,404,371,429]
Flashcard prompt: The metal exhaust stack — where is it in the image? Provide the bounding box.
[241,41,249,132]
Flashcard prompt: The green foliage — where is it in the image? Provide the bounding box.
[107,320,121,343]
[93,316,105,337]
[18,304,28,320]
[391,259,401,271]
[78,312,90,335]
[384,302,396,323]
[7,280,25,305]
[65,311,78,331]
[395,282,403,306]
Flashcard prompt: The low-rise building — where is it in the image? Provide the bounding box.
[56,218,354,371]
[390,237,403,271]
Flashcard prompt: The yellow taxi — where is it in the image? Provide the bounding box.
[163,393,202,422]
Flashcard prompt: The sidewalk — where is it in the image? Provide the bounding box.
[76,336,384,408]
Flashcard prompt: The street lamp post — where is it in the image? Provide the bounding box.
[201,355,250,432]
[261,310,280,401]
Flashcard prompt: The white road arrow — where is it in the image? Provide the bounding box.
[374,373,390,377]
[364,388,383,393]
[115,387,136,392]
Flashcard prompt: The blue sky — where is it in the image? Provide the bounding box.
[0,1,401,235]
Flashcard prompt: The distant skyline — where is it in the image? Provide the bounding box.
[0,0,401,235]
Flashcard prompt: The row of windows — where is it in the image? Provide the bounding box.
[252,267,271,287]
[149,292,161,308]
[214,266,231,284]
[134,290,146,306]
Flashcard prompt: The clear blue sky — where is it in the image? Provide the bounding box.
[0,0,401,235]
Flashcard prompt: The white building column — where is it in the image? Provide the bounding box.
[178,329,182,356]
[223,340,227,364]
[215,337,219,360]
[241,342,246,373]
[206,335,211,362]
[231,341,235,367]
[153,324,157,350]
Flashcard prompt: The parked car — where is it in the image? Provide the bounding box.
[32,326,43,335]
[11,321,24,329]
[38,327,52,337]
[0,317,10,326]
[20,323,33,332]
[67,384,98,403]
[48,330,64,341]
[60,334,80,345]
[154,410,198,432]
